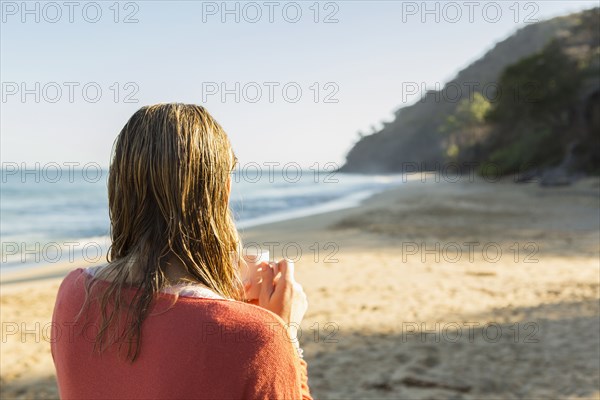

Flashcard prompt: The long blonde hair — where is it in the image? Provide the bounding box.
[83,103,243,361]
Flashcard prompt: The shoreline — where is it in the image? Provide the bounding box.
[1,173,408,273]
[0,190,387,283]
[2,171,558,274]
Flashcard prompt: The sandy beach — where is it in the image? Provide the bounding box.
[1,176,599,399]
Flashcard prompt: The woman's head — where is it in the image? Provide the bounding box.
[88,103,242,360]
[109,103,240,290]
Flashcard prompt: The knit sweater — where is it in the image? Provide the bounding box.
[51,268,312,399]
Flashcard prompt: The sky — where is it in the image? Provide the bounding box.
[0,0,596,169]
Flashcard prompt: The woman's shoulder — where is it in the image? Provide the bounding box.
[203,301,300,370]
[55,267,104,299]
[56,267,87,295]
[173,297,295,356]
[59,266,99,287]
[180,296,290,341]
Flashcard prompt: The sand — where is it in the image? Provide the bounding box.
[1,175,599,399]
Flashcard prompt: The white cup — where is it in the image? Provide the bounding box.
[242,249,269,300]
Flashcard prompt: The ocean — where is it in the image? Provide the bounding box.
[0,168,404,270]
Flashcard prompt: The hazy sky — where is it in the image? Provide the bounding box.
[1,0,595,168]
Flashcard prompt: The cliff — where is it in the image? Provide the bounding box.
[340,8,599,178]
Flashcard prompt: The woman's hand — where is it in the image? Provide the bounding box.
[256,259,308,328]
[242,258,266,301]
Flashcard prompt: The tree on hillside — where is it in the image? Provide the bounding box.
[478,39,584,176]
[439,93,491,160]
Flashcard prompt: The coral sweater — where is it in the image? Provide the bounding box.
[51,268,312,400]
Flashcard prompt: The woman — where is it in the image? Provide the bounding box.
[51,104,312,399]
